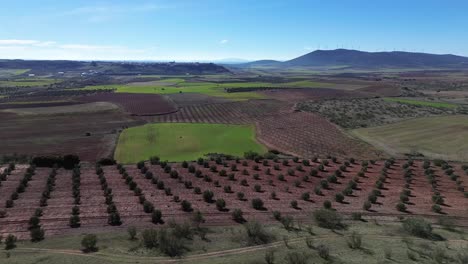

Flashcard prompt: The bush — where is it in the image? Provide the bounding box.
[244,221,273,245]
[432,204,442,213]
[4,234,17,250]
[127,226,137,240]
[351,212,362,221]
[290,200,299,209]
[69,215,81,228]
[335,193,345,203]
[157,228,186,257]
[347,231,362,249]
[202,190,214,203]
[30,227,45,242]
[181,200,192,212]
[284,252,307,264]
[232,209,245,223]
[108,212,122,226]
[141,229,159,248]
[301,192,310,201]
[363,201,372,211]
[251,198,265,210]
[316,244,330,260]
[402,218,434,239]
[323,200,332,209]
[216,199,227,211]
[313,209,345,230]
[237,192,245,201]
[265,249,275,264]
[152,210,163,224]
[396,202,407,212]
[253,184,262,192]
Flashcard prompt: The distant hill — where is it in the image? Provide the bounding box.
[0,60,230,75]
[237,49,468,69]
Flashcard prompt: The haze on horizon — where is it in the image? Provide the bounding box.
[1,0,467,61]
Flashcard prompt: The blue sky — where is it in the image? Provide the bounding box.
[0,0,467,61]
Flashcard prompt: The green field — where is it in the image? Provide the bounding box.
[384,98,458,109]
[0,78,59,87]
[83,79,344,100]
[351,115,468,161]
[114,123,267,163]
[1,220,466,264]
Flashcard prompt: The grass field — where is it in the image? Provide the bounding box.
[384,98,459,109]
[1,220,466,264]
[83,79,346,100]
[0,78,59,87]
[351,115,468,161]
[114,123,267,163]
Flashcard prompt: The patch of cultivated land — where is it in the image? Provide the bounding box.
[351,115,468,161]
[1,102,118,115]
[297,98,459,129]
[76,93,178,116]
[256,112,380,159]
[145,99,291,124]
[383,97,459,108]
[1,158,467,240]
[115,123,267,163]
[0,111,143,161]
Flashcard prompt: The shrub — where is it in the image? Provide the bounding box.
[193,187,201,194]
[143,201,154,213]
[351,212,362,221]
[320,180,329,189]
[141,229,159,248]
[152,210,163,224]
[181,200,192,212]
[314,186,322,195]
[402,218,434,239]
[335,193,345,203]
[323,200,332,209]
[301,192,310,201]
[4,234,17,250]
[0,210,6,218]
[244,221,273,245]
[232,209,245,223]
[270,191,277,200]
[363,201,372,211]
[127,226,137,240]
[216,199,227,211]
[202,190,214,203]
[290,200,299,209]
[158,228,186,257]
[368,193,378,204]
[396,202,407,212]
[281,215,294,231]
[432,204,442,213]
[223,185,232,193]
[251,198,264,210]
[108,212,122,226]
[69,215,81,228]
[29,216,40,230]
[30,227,45,242]
[272,211,282,221]
[316,244,330,260]
[284,252,307,264]
[347,231,362,249]
[240,179,248,186]
[265,249,275,264]
[253,184,262,192]
[313,209,345,230]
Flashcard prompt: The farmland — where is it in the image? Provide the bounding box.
[351,115,468,161]
[384,97,459,109]
[115,123,266,163]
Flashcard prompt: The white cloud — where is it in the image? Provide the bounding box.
[220,39,229,44]
[0,39,40,45]
[0,39,153,60]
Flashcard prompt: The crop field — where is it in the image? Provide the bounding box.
[115,123,267,163]
[1,158,467,240]
[0,111,143,161]
[0,78,59,87]
[1,102,119,115]
[77,93,178,116]
[351,115,468,161]
[384,97,459,108]
[146,99,291,124]
[256,112,380,159]
[81,79,364,101]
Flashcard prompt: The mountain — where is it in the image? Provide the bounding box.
[238,49,468,69]
[240,60,283,67]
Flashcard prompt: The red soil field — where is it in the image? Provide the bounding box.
[0,101,82,109]
[0,112,143,161]
[145,99,291,124]
[77,93,178,116]
[256,111,380,160]
[261,88,370,102]
[1,158,466,239]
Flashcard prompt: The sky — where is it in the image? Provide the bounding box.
[0,0,467,61]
